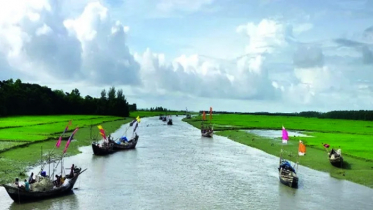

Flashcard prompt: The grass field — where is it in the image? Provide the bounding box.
[0,115,123,142]
[185,114,373,161]
[0,112,165,184]
[183,114,373,188]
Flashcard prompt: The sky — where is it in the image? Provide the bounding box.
[0,0,373,112]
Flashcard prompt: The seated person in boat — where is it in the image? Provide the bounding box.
[24,179,30,191]
[53,175,61,186]
[28,172,36,184]
[278,161,296,173]
[14,178,20,187]
[14,177,26,189]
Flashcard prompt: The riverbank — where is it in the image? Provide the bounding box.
[0,111,179,185]
[183,115,373,188]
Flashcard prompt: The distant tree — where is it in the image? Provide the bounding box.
[0,79,132,117]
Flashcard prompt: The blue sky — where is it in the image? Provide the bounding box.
[1,0,373,112]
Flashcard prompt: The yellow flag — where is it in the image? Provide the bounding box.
[136,116,141,122]
[97,125,103,130]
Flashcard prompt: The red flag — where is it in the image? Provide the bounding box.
[202,111,206,120]
[323,143,330,148]
[63,127,79,154]
[97,125,107,140]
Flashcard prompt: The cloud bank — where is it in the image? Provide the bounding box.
[1,0,372,111]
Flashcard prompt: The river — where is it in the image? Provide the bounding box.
[1,116,372,210]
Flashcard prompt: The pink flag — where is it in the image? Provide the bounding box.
[63,127,79,154]
[56,136,62,148]
[282,126,289,144]
[56,120,72,148]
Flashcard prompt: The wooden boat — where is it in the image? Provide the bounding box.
[201,122,213,138]
[201,130,213,137]
[278,138,302,189]
[328,148,343,167]
[109,134,139,151]
[2,168,86,203]
[278,159,298,188]
[167,119,173,125]
[91,141,115,155]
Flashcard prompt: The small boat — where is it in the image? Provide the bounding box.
[2,169,85,203]
[278,159,298,188]
[329,148,343,167]
[201,122,213,138]
[2,168,86,203]
[91,125,115,156]
[166,116,173,125]
[109,134,139,150]
[277,128,303,188]
[91,141,115,155]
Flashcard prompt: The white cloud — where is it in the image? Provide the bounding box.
[156,0,214,13]
[1,0,373,112]
[0,0,140,86]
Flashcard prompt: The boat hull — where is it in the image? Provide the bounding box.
[91,142,115,156]
[201,131,213,138]
[329,156,343,167]
[2,170,84,203]
[109,135,139,151]
[279,169,298,188]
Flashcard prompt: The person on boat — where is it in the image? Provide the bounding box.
[28,172,36,184]
[24,179,30,191]
[14,178,19,187]
[60,176,65,186]
[54,175,61,186]
[69,164,75,178]
[279,161,296,173]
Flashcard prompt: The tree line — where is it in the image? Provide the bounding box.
[0,79,137,117]
[199,110,373,121]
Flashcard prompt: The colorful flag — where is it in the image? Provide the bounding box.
[282,126,289,144]
[56,120,72,148]
[136,116,141,123]
[63,127,79,154]
[298,140,306,156]
[202,111,206,120]
[209,107,213,120]
[97,125,107,140]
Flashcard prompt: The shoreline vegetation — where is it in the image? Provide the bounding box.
[183,114,373,189]
[0,111,185,185]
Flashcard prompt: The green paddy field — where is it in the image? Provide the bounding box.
[184,114,373,188]
[0,111,184,184]
[1,111,372,188]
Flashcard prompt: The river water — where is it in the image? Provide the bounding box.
[1,117,372,210]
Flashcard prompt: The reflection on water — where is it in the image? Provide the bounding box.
[243,129,312,138]
[1,117,372,210]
